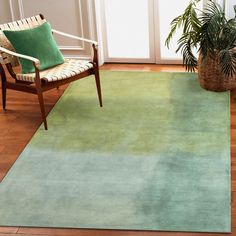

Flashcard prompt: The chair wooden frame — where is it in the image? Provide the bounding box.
[0,15,102,130]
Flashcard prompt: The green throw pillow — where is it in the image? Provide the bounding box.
[3,22,64,74]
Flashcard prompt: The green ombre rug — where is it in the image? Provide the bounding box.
[0,71,230,232]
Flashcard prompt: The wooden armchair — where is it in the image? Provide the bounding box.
[0,14,102,130]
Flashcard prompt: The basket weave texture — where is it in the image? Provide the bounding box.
[198,54,236,92]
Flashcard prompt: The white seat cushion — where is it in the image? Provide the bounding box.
[16,59,94,82]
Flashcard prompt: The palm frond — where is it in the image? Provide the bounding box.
[219,49,236,76]
[176,33,198,72]
[165,15,183,48]
[165,0,200,49]
[199,1,225,50]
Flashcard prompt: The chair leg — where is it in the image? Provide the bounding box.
[0,65,7,110]
[1,77,6,110]
[36,89,48,130]
[35,82,48,130]
[94,66,103,107]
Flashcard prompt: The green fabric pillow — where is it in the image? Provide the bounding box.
[3,22,64,74]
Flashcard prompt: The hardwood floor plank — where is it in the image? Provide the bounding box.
[0,227,18,234]
[0,234,42,236]
[16,227,235,236]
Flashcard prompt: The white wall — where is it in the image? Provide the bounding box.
[0,0,12,22]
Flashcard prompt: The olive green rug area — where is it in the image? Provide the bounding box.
[0,71,230,232]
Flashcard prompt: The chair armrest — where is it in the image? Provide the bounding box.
[51,29,98,46]
[0,46,40,68]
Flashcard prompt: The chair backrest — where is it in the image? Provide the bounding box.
[0,14,46,66]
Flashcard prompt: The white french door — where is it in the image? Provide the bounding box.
[99,0,204,64]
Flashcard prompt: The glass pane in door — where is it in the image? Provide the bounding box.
[104,0,150,59]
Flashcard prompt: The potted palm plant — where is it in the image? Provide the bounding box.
[165,0,236,91]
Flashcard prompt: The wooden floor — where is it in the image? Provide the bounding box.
[0,63,235,236]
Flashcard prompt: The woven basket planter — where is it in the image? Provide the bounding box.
[198,54,236,92]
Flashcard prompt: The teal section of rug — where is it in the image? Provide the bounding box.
[0,71,230,232]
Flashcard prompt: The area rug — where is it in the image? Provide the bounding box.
[0,71,230,232]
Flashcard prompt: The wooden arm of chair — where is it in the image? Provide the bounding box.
[0,46,40,68]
